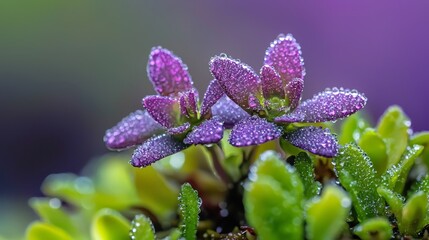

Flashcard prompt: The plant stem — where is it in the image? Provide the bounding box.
[205,144,231,186]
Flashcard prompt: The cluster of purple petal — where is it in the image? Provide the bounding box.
[104,47,246,167]
[105,34,367,168]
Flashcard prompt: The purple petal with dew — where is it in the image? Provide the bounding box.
[260,65,285,99]
[183,118,224,145]
[284,126,339,157]
[104,110,165,150]
[275,88,367,123]
[200,79,224,117]
[264,34,305,84]
[209,55,261,110]
[211,95,250,129]
[229,116,282,147]
[143,95,181,128]
[285,78,304,110]
[147,47,193,96]
[248,94,263,111]
[131,134,189,167]
[167,122,191,135]
[179,88,199,118]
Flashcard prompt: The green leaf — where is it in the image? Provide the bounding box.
[244,150,304,240]
[178,183,201,240]
[25,222,73,240]
[91,209,131,240]
[294,152,321,200]
[130,214,155,240]
[401,191,429,235]
[410,131,429,166]
[339,112,371,145]
[306,185,351,240]
[358,129,388,175]
[29,198,77,236]
[377,186,404,223]
[41,173,95,208]
[334,144,385,221]
[409,175,429,196]
[382,145,423,193]
[353,217,392,240]
[376,106,410,166]
[134,166,179,220]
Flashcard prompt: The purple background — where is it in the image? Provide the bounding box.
[0,0,428,235]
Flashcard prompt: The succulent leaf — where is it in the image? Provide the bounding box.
[178,183,201,240]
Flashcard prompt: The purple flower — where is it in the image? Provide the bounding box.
[104,47,242,167]
[209,34,367,157]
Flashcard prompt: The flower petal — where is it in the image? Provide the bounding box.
[147,47,193,96]
[229,116,282,147]
[179,88,199,118]
[260,65,285,99]
[167,122,191,135]
[211,95,250,129]
[209,55,261,110]
[275,88,367,123]
[264,34,305,84]
[104,110,165,150]
[285,78,304,110]
[284,126,339,157]
[200,79,224,117]
[183,118,224,145]
[143,95,181,128]
[131,134,189,167]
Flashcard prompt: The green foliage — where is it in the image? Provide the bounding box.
[26,222,73,240]
[358,129,388,175]
[353,218,392,240]
[401,191,429,235]
[382,144,423,193]
[244,151,304,240]
[305,185,351,240]
[130,214,156,240]
[376,106,410,167]
[294,152,321,200]
[91,209,131,240]
[178,183,201,240]
[339,112,371,145]
[334,144,385,221]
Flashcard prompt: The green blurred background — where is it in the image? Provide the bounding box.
[1,0,428,238]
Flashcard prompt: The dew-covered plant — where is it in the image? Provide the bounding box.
[23,34,429,240]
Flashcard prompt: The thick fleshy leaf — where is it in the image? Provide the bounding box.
[167,122,191,135]
[147,47,193,96]
[334,144,385,221]
[294,152,321,199]
[377,106,410,167]
[26,222,73,240]
[211,95,250,128]
[244,151,304,240]
[178,183,201,240]
[179,89,199,118]
[229,116,282,147]
[104,110,164,150]
[209,55,261,110]
[143,95,181,128]
[358,129,388,175]
[131,134,189,167]
[353,218,392,240]
[401,191,429,235]
[275,88,367,123]
[91,209,130,240]
[382,144,423,193]
[284,126,339,157]
[183,118,224,145]
[285,78,304,110]
[260,65,285,99]
[306,185,351,240]
[264,34,305,83]
[200,79,224,117]
[129,214,155,240]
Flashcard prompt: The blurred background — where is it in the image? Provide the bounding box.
[1,0,428,237]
